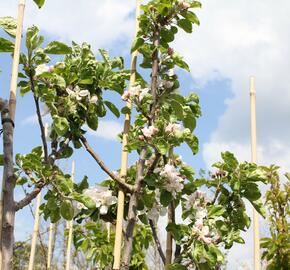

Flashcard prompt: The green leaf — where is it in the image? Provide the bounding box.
[0,37,14,52]
[121,106,131,115]
[156,139,169,155]
[251,200,266,218]
[186,135,199,155]
[86,114,98,130]
[0,17,17,37]
[183,107,196,131]
[131,37,144,53]
[166,223,182,241]
[26,26,42,51]
[208,205,225,218]
[171,100,184,119]
[160,190,172,207]
[99,48,110,64]
[33,0,45,8]
[177,19,192,33]
[44,41,72,54]
[181,11,200,25]
[0,154,4,166]
[104,101,120,118]
[169,264,187,270]
[53,116,69,136]
[221,151,239,169]
[173,53,190,72]
[243,182,261,201]
[60,200,74,220]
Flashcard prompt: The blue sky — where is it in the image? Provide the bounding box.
[1,0,290,269]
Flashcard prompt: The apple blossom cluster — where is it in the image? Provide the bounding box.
[76,186,117,215]
[35,63,54,76]
[65,86,98,104]
[121,85,150,102]
[185,191,219,245]
[165,122,183,136]
[160,164,184,196]
[140,125,159,140]
[178,0,191,9]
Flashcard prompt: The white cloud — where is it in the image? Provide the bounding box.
[88,120,122,141]
[21,114,38,125]
[0,0,136,51]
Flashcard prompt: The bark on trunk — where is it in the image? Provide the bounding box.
[1,102,15,270]
[121,24,160,269]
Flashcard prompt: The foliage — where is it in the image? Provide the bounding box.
[260,166,290,270]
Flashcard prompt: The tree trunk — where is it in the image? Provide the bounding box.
[1,102,16,270]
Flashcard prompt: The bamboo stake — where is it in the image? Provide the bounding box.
[47,223,55,270]
[113,1,141,269]
[0,1,26,267]
[65,160,75,270]
[250,76,260,270]
[28,192,42,270]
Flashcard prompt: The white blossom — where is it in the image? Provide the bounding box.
[147,202,167,222]
[35,64,53,76]
[80,186,117,215]
[165,123,183,135]
[158,80,174,89]
[66,86,90,101]
[141,125,159,139]
[139,87,150,101]
[160,164,184,196]
[121,85,150,101]
[90,95,98,104]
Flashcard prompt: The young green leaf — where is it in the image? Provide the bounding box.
[104,101,120,118]
[0,38,14,52]
[0,16,17,37]
[60,200,74,220]
[131,37,144,53]
[33,0,45,8]
[44,41,72,54]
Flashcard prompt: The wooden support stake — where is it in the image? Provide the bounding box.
[47,223,55,270]
[250,76,260,270]
[28,192,42,270]
[112,1,141,269]
[0,1,26,267]
[65,160,75,270]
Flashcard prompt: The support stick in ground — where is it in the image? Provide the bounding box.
[28,192,42,270]
[0,1,26,268]
[65,160,75,270]
[250,76,260,270]
[113,1,141,269]
[47,223,55,270]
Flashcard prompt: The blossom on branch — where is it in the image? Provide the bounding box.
[78,186,117,215]
[35,64,54,76]
[160,164,184,196]
[141,125,159,139]
[66,86,90,101]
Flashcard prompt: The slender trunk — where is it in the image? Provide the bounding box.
[165,203,174,269]
[1,102,15,270]
[121,24,160,269]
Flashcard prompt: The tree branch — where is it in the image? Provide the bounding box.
[149,219,166,265]
[79,135,134,193]
[29,74,48,163]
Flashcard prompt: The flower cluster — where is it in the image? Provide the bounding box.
[141,125,159,139]
[35,64,54,76]
[165,123,183,135]
[178,0,191,9]
[185,191,218,245]
[160,164,184,196]
[77,186,117,215]
[121,85,150,102]
[66,86,98,103]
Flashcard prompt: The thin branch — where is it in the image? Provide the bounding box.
[149,219,166,265]
[14,182,45,211]
[29,74,48,163]
[79,135,134,193]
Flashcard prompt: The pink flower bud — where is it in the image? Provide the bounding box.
[138,135,145,141]
[167,47,174,55]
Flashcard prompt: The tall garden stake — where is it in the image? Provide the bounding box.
[47,223,55,270]
[250,76,260,270]
[65,160,75,270]
[28,191,42,270]
[28,123,48,270]
[113,1,141,269]
[0,1,26,268]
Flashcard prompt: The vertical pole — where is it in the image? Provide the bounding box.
[112,1,141,269]
[65,160,75,270]
[250,76,260,270]
[47,223,55,270]
[0,1,26,267]
[28,192,42,270]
